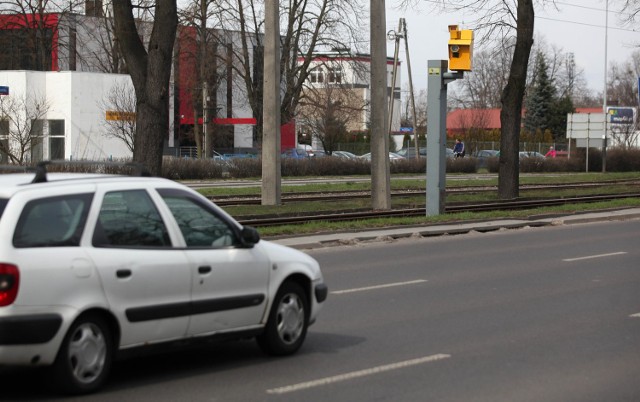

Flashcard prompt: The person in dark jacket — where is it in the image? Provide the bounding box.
[453,138,465,158]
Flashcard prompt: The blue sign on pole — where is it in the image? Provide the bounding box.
[607,107,635,125]
[0,86,8,96]
[400,127,413,132]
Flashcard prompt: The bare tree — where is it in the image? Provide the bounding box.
[609,120,639,148]
[0,0,85,71]
[449,47,512,109]
[99,81,136,153]
[212,0,366,143]
[607,50,640,106]
[0,92,51,165]
[112,1,178,175]
[297,81,367,153]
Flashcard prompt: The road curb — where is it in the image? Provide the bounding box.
[271,208,640,250]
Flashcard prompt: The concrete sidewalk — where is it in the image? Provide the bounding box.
[270,208,640,250]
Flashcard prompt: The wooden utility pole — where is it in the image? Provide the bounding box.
[402,18,420,157]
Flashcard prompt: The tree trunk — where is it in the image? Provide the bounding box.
[113,1,178,175]
[498,0,534,199]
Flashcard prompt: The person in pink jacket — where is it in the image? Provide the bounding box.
[545,146,557,158]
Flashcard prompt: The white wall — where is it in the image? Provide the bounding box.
[0,71,135,161]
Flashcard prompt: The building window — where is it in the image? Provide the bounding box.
[310,67,324,84]
[49,120,65,160]
[30,120,44,162]
[328,67,342,84]
[1,120,9,163]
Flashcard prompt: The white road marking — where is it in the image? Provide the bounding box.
[266,354,451,395]
[562,251,627,262]
[630,313,640,318]
[331,279,428,295]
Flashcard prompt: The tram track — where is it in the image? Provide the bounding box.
[208,179,640,206]
[235,193,640,227]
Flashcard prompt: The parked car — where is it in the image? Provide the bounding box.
[475,149,500,168]
[359,152,405,161]
[396,147,427,159]
[331,150,359,160]
[281,148,309,159]
[0,163,327,394]
[519,151,545,159]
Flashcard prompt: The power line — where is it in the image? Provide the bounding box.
[537,15,640,33]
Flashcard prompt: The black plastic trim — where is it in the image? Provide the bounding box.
[315,283,328,303]
[126,294,266,323]
[0,314,62,345]
[191,294,265,315]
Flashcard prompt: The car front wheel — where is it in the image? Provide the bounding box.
[257,281,309,356]
[49,314,113,395]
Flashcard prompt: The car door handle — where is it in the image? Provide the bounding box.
[116,269,132,278]
[198,266,212,274]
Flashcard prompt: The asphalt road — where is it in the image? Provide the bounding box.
[3,219,640,401]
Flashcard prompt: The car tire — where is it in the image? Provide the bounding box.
[257,281,309,356]
[49,314,113,395]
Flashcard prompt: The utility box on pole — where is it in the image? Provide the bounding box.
[426,26,471,216]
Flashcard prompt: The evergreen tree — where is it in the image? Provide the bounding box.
[549,95,575,140]
[524,52,556,135]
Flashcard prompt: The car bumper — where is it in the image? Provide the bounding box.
[0,314,62,345]
[0,307,75,366]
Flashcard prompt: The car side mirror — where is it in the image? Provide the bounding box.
[240,226,260,246]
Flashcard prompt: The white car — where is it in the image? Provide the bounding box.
[359,152,405,161]
[0,163,327,394]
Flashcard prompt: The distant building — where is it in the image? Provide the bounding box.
[297,50,402,149]
[0,70,134,162]
[0,4,267,162]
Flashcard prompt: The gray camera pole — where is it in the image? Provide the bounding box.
[426,60,463,216]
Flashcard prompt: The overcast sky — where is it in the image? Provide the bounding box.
[384,0,639,97]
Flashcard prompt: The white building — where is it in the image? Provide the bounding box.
[298,51,402,145]
[0,71,136,162]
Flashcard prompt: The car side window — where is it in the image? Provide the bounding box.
[160,194,238,248]
[93,190,171,248]
[13,194,93,248]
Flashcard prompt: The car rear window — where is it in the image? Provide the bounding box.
[13,194,93,248]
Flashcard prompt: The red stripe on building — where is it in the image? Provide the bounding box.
[213,118,257,125]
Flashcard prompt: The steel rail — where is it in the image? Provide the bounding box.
[236,193,640,227]
[212,180,640,207]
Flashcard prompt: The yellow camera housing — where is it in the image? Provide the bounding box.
[448,25,473,72]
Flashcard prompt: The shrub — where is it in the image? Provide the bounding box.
[447,157,476,173]
[156,148,640,180]
[605,148,640,172]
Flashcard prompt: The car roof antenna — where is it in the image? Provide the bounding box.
[32,161,49,183]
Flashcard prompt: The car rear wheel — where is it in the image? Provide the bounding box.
[257,282,309,356]
[49,314,113,395]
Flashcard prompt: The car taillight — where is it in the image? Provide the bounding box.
[0,263,19,307]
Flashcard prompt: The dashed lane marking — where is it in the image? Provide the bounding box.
[562,251,627,262]
[331,279,428,295]
[266,354,451,395]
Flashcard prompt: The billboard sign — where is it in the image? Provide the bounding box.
[566,113,606,139]
[607,107,635,125]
